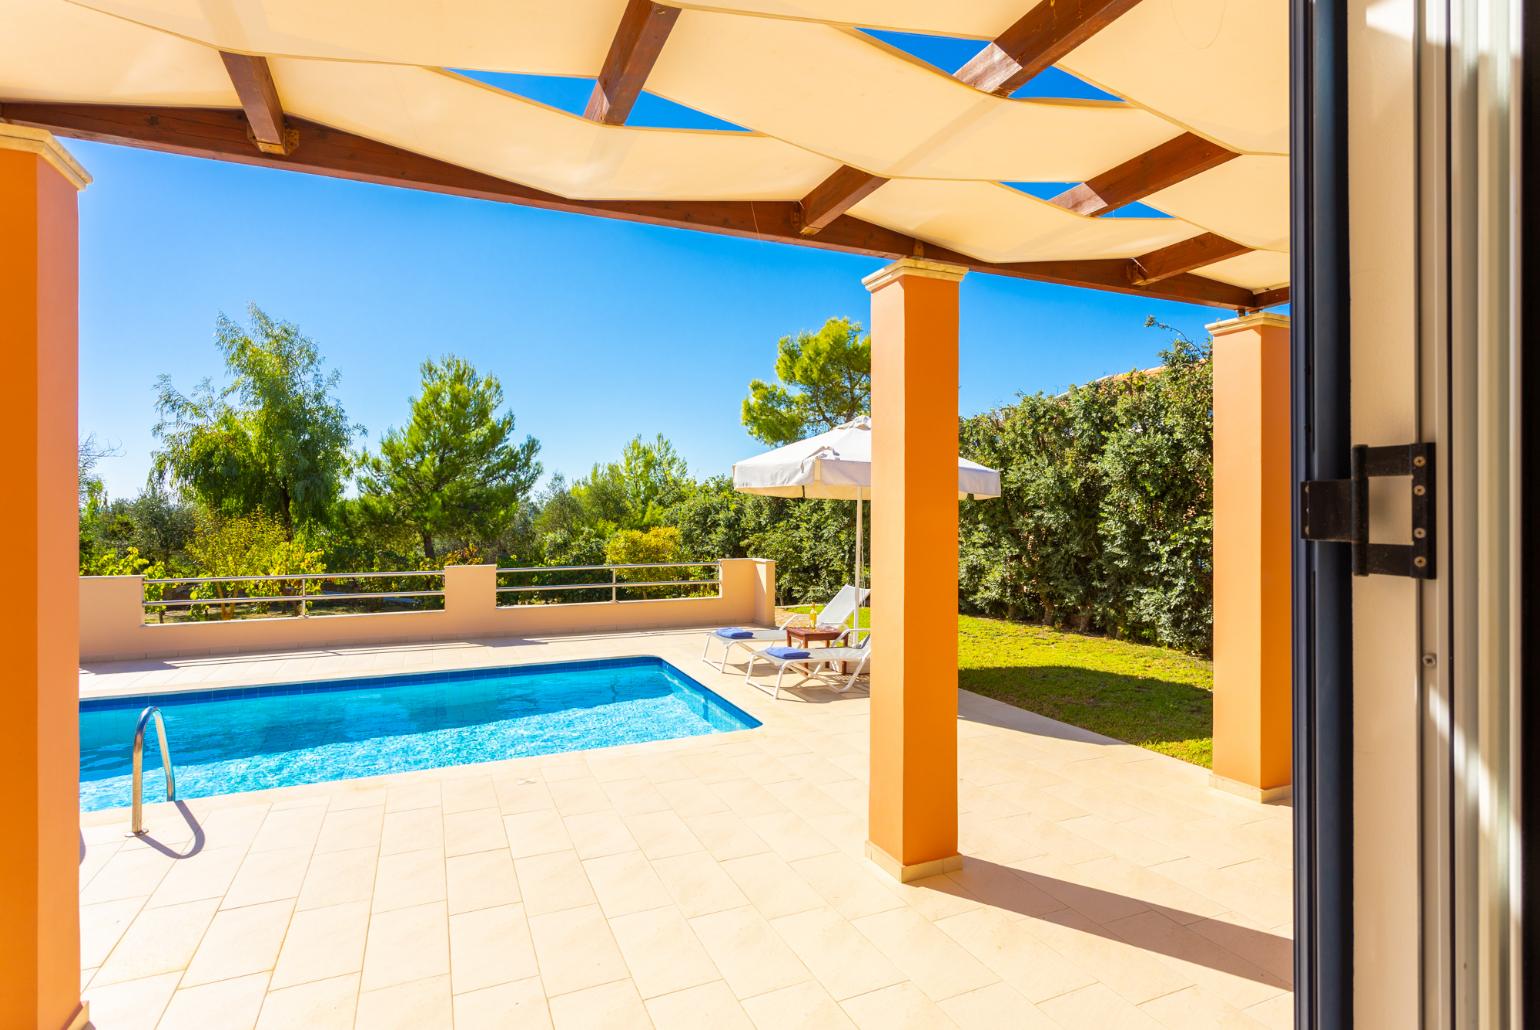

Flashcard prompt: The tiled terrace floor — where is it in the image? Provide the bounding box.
[79,629,1293,1029]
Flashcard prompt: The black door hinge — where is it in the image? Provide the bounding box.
[1300,442,1436,579]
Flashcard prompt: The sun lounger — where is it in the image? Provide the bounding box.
[701,584,868,671]
[743,629,871,699]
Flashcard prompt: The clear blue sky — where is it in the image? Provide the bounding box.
[74,135,1228,500]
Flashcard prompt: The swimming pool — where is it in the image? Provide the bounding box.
[78,656,759,812]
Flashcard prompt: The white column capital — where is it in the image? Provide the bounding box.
[0,124,90,190]
[862,257,968,293]
[1206,311,1290,337]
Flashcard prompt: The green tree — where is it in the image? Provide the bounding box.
[741,317,871,445]
[153,305,358,536]
[358,356,541,560]
[182,510,326,619]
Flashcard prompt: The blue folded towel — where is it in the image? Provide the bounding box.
[764,646,811,660]
[714,627,756,640]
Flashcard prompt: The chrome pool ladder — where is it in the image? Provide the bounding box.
[129,705,176,836]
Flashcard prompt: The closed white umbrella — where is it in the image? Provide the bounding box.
[731,416,1001,591]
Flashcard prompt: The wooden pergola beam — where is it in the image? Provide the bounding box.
[1250,285,1290,309]
[0,102,1273,309]
[218,52,293,156]
[1052,132,1237,217]
[798,166,889,237]
[1129,232,1252,285]
[584,0,680,125]
[956,0,1146,96]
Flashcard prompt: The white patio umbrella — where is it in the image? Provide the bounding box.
[731,416,1002,592]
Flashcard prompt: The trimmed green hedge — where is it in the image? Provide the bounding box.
[959,339,1213,655]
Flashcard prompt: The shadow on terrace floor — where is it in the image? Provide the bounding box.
[934,856,1293,989]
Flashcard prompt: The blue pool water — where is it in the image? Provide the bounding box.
[78,657,759,812]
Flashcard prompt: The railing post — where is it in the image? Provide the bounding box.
[611,567,618,604]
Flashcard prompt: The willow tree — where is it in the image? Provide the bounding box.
[153,305,358,537]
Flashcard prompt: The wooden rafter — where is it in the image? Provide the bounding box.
[798,166,889,237]
[584,0,680,125]
[1052,132,1236,217]
[0,102,1275,309]
[956,0,1145,97]
[218,52,293,155]
[1128,232,1252,286]
[1250,285,1290,309]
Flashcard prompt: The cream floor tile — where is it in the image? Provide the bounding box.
[609,906,721,999]
[600,776,670,815]
[564,811,642,860]
[744,810,837,862]
[652,852,750,917]
[1038,983,1165,1028]
[681,810,770,862]
[1021,906,1193,1006]
[79,847,173,905]
[789,852,906,922]
[182,898,294,987]
[770,908,905,1001]
[1141,985,1268,1028]
[547,979,651,1030]
[91,898,219,987]
[295,845,377,911]
[443,807,508,857]
[584,850,673,918]
[625,811,705,860]
[360,901,450,991]
[516,850,598,916]
[449,903,540,993]
[146,846,248,908]
[495,778,554,816]
[505,809,574,858]
[80,897,146,970]
[158,972,271,1030]
[222,846,312,910]
[548,776,613,816]
[527,904,630,997]
[313,805,383,855]
[270,899,370,990]
[688,906,811,1000]
[447,848,520,915]
[254,973,359,1030]
[1104,909,1287,1011]
[937,982,1061,1029]
[841,981,958,1029]
[851,907,999,1004]
[81,971,181,1030]
[720,851,825,919]
[454,976,553,1030]
[371,846,447,913]
[654,778,731,818]
[740,980,855,1030]
[440,774,499,815]
[380,806,445,856]
[645,980,754,1030]
[250,805,326,853]
[1243,990,1295,1030]
[354,974,454,1030]
[384,780,442,814]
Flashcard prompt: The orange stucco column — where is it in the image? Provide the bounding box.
[1209,311,1292,801]
[0,126,89,1030]
[863,257,966,881]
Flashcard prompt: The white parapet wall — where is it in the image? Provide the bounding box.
[79,559,777,663]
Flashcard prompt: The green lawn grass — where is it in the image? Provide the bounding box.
[784,605,1213,767]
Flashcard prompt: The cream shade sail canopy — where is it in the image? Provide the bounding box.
[733,418,1002,501]
[0,0,1288,307]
